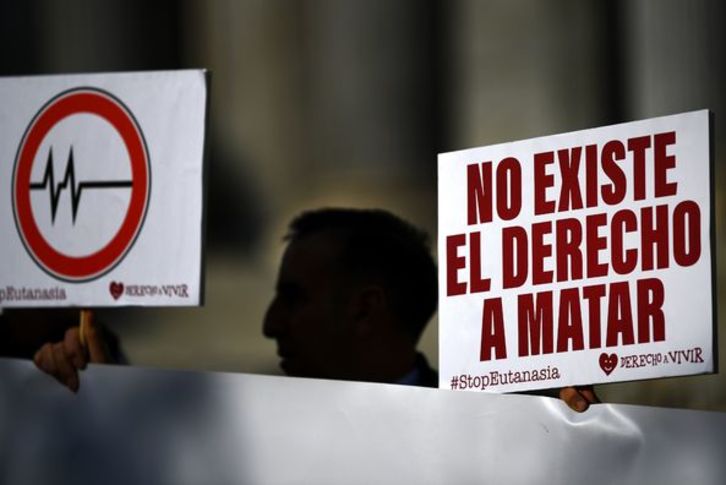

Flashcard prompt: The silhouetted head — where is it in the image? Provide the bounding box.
[263,208,437,381]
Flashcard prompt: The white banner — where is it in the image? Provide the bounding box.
[0,70,207,307]
[438,110,715,392]
[1,358,725,485]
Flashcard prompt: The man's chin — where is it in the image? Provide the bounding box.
[279,359,300,376]
[279,359,315,378]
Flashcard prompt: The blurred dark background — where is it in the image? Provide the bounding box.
[1,0,725,411]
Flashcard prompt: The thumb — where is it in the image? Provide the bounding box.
[82,310,111,363]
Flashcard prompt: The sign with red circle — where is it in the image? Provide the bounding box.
[12,87,151,282]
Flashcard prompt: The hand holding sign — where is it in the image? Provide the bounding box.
[1,72,207,384]
[559,386,599,412]
[33,310,112,392]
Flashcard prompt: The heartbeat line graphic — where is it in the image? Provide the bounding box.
[29,146,133,224]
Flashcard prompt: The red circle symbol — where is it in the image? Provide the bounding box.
[12,88,150,282]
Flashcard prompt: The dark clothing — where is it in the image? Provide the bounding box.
[396,353,438,388]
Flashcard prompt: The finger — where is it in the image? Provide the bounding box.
[51,342,79,392]
[559,386,588,413]
[577,386,600,404]
[64,326,87,370]
[84,311,111,363]
[34,343,56,374]
[33,344,44,368]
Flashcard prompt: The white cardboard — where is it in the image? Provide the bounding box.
[438,110,714,392]
[0,70,207,307]
[1,358,725,485]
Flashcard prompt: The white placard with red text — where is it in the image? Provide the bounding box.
[0,70,207,307]
[438,110,715,392]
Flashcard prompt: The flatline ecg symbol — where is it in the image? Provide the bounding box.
[13,87,151,282]
[30,146,133,224]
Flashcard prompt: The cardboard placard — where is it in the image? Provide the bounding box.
[3,357,726,485]
[0,70,207,307]
[438,110,715,392]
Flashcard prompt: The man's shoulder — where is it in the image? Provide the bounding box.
[414,353,438,388]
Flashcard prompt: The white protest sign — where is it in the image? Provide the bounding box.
[438,110,715,392]
[0,70,207,307]
[2,358,726,485]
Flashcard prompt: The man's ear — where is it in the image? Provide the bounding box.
[350,285,387,336]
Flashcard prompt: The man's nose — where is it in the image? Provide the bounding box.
[262,301,283,339]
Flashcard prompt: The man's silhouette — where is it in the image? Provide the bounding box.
[263,208,438,386]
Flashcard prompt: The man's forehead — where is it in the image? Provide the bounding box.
[280,231,344,277]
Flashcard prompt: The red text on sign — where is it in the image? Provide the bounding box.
[533,132,677,216]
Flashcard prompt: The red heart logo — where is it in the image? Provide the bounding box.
[109,281,124,300]
[599,353,618,375]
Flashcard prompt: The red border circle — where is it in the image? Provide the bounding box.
[12,88,150,282]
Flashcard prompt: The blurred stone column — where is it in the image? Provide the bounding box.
[623,0,725,120]
[445,0,616,148]
[302,0,438,181]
